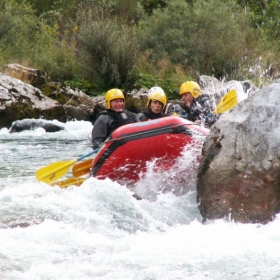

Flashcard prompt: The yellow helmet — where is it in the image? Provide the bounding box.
[147,90,167,109]
[179,81,202,99]
[105,88,125,109]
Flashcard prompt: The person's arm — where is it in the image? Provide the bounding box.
[194,95,218,127]
[136,112,147,122]
[164,103,175,116]
[91,115,110,149]
[174,104,187,116]
[125,110,140,123]
[165,103,188,117]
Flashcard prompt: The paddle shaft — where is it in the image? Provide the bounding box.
[76,149,99,161]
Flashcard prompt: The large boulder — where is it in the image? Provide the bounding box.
[197,79,280,224]
[125,87,148,113]
[0,71,148,129]
[41,82,103,122]
[0,73,66,129]
[1,63,48,88]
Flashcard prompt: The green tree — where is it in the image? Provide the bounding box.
[0,0,39,62]
[138,0,259,79]
[236,0,280,41]
[235,0,276,25]
[76,2,140,88]
[22,0,78,18]
[0,0,80,81]
[140,0,167,15]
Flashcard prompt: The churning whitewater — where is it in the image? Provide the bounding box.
[1,120,280,280]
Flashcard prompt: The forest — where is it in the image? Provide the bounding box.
[1,0,279,98]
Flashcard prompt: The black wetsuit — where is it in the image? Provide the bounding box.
[91,109,138,149]
[184,95,219,128]
[136,109,163,121]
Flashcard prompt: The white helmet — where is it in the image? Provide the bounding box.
[147,86,165,98]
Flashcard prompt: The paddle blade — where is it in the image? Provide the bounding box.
[35,160,77,183]
[212,89,237,114]
[50,177,86,188]
[72,158,93,177]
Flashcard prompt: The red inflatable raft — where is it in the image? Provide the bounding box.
[91,116,209,185]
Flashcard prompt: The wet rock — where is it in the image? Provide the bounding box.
[1,63,49,88]
[0,73,66,129]
[125,87,148,113]
[197,79,280,224]
[42,82,99,122]
[9,119,64,133]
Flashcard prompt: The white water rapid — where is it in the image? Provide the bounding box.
[1,120,280,280]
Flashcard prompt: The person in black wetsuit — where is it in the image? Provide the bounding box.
[137,86,187,122]
[91,88,138,149]
[136,86,167,121]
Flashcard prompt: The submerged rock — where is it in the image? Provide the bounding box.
[9,119,65,133]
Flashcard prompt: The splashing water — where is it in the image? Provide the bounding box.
[1,120,280,280]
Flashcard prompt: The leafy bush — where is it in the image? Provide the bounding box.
[1,0,279,93]
[31,23,81,81]
[76,3,140,89]
[0,0,38,61]
[136,52,192,99]
[64,77,100,96]
[138,0,260,80]
[0,0,81,81]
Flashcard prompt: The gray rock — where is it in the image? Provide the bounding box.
[0,73,66,128]
[197,79,280,224]
[1,63,48,88]
[9,119,65,133]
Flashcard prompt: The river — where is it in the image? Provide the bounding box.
[1,120,280,280]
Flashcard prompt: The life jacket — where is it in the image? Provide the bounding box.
[142,109,163,120]
[98,109,137,135]
[163,103,173,116]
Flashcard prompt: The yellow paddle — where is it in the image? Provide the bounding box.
[50,176,86,188]
[212,89,237,114]
[72,158,94,177]
[35,149,99,183]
